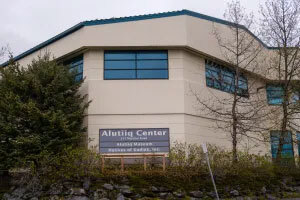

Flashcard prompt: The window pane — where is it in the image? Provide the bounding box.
[137,51,167,59]
[270,131,294,159]
[267,85,283,105]
[238,80,248,90]
[65,55,83,82]
[205,60,248,96]
[104,70,136,79]
[222,83,234,93]
[206,78,214,87]
[292,93,300,103]
[70,60,83,67]
[104,52,135,60]
[222,75,234,86]
[222,69,235,78]
[105,61,135,69]
[75,74,83,82]
[137,70,168,79]
[206,63,219,72]
[104,50,169,80]
[137,60,168,69]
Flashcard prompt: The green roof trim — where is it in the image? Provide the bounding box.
[1,9,275,67]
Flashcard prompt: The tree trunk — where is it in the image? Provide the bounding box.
[275,86,289,165]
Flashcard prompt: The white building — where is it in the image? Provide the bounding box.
[1,10,299,158]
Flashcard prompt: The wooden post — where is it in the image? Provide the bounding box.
[101,157,105,173]
[121,156,124,172]
[162,154,166,171]
[144,156,147,171]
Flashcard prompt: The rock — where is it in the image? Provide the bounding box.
[99,198,110,200]
[242,197,253,200]
[166,193,174,199]
[93,189,108,199]
[121,177,129,184]
[261,186,267,194]
[12,187,26,198]
[116,185,130,190]
[151,186,159,192]
[50,195,60,200]
[207,191,216,198]
[67,196,90,200]
[173,191,185,198]
[48,184,64,195]
[83,178,91,190]
[2,193,14,200]
[133,194,142,199]
[189,191,203,198]
[117,193,125,200]
[121,189,133,197]
[266,194,276,200]
[234,197,245,200]
[230,190,239,196]
[103,183,114,190]
[159,192,168,198]
[295,186,300,193]
[159,186,170,192]
[285,186,296,192]
[70,188,86,195]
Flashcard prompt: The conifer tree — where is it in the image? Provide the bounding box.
[0,54,89,170]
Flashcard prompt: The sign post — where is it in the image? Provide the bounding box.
[202,143,220,200]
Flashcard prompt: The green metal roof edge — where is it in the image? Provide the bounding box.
[1,9,275,67]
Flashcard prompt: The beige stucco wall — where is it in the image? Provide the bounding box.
[82,48,275,155]
[15,14,275,78]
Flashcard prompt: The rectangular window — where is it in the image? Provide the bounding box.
[64,55,83,82]
[270,131,294,159]
[266,85,284,105]
[205,60,248,97]
[104,50,168,80]
[292,92,300,103]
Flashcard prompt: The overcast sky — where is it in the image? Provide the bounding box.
[0,0,263,62]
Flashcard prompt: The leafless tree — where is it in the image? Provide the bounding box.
[0,45,11,64]
[260,0,300,164]
[192,0,267,163]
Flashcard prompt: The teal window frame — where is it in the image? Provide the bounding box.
[266,85,284,105]
[270,131,294,159]
[64,55,83,82]
[104,50,168,80]
[205,60,249,97]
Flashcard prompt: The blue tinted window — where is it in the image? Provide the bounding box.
[270,131,294,159]
[104,52,135,60]
[64,55,83,82]
[105,61,135,69]
[137,60,168,69]
[104,50,168,80]
[137,70,168,79]
[292,93,300,103]
[205,60,248,96]
[266,85,284,105]
[104,70,136,79]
